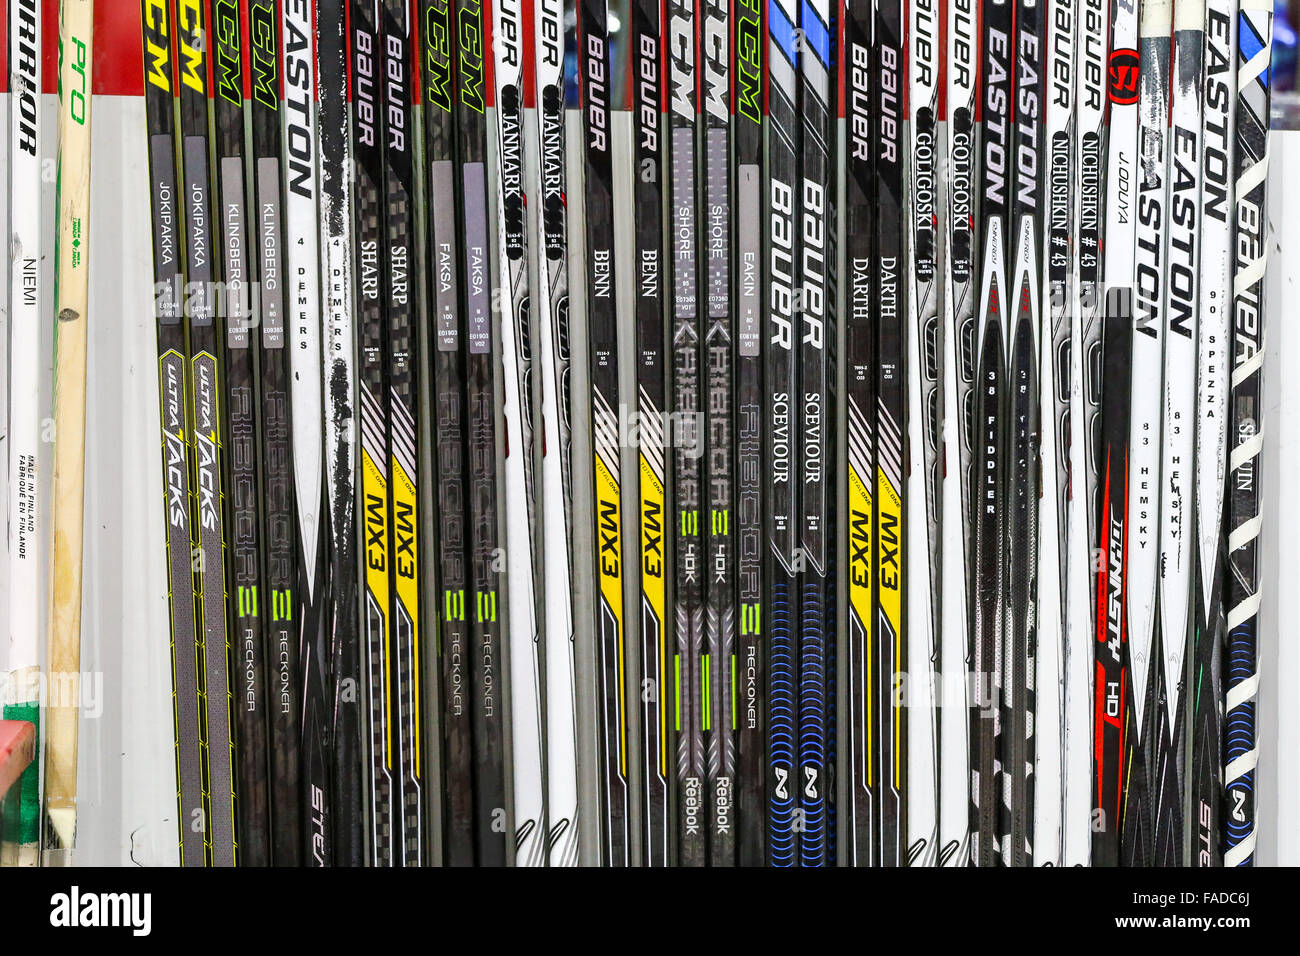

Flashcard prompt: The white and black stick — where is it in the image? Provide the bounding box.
[939,0,977,868]
[906,0,941,867]
[532,0,581,867]
[1122,0,1173,867]
[1224,0,1272,868]
[316,0,362,866]
[1190,0,1235,869]
[1155,0,1205,867]
[971,0,1012,868]
[282,0,332,866]
[1034,0,1076,868]
[4,0,43,868]
[492,0,546,866]
[1003,0,1045,866]
[1066,0,1104,868]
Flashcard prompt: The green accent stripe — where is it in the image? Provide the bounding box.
[1,703,40,844]
[703,653,712,732]
[675,655,682,731]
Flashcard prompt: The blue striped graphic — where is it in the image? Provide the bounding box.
[1225,621,1256,863]
[768,579,798,865]
[769,0,799,63]
[800,0,831,64]
[799,580,827,866]
[1238,14,1270,87]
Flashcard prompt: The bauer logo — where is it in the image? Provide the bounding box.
[50,887,152,936]
[1107,49,1139,104]
[584,35,609,152]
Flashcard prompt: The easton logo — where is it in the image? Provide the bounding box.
[982,29,1011,206]
[1166,125,1199,339]
[1107,49,1139,104]
[285,2,316,198]
[1202,11,1234,224]
[1014,26,1041,213]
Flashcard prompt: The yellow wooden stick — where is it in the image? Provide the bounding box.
[44,0,94,857]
